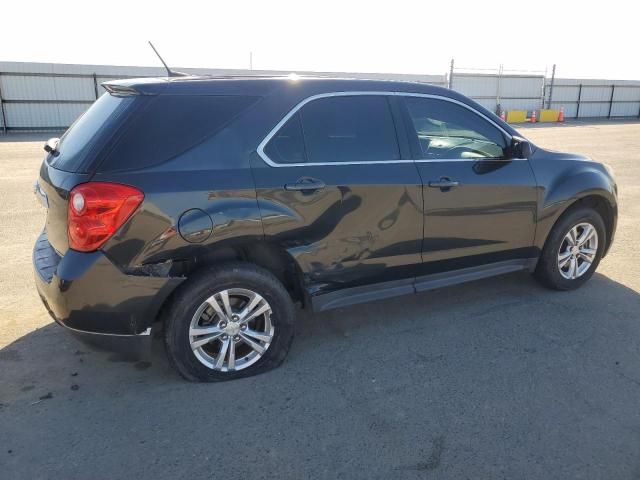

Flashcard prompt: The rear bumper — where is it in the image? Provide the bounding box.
[33,231,183,339]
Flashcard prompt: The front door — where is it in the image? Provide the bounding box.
[399,95,538,275]
[251,94,424,294]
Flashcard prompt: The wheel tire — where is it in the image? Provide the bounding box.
[164,262,295,382]
[534,206,606,291]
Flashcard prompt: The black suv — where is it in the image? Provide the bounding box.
[33,76,618,381]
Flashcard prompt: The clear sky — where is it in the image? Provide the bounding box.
[2,0,637,80]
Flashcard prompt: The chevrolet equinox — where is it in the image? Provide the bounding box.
[33,76,618,381]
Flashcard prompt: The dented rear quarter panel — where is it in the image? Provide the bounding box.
[95,111,269,270]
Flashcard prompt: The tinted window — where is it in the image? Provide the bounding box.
[263,112,306,164]
[100,95,259,171]
[301,96,400,163]
[265,95,400,164]
[50,93,133,172]
[403,97,507,160]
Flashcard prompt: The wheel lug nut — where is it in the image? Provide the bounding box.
[232,315,239,322]
[240,324,247,330]
[222,334,229,340]
[234,335,240,341]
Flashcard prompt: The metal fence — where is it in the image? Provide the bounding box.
[0,62,449,132]
[450,72,545,113]
[1,61,640,132]
[544,79,640,118]
[449,63,640,119]
[0,71,145,131]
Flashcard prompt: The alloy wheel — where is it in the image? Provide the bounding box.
[557,222,598,280]
[189,288,274,371]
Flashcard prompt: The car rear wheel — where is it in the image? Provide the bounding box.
[534,207,606,290]
[164,263,295,382]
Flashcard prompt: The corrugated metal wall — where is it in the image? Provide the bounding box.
[451,73,544,112]
[1,61,639,131]
[545,79,640,118]
[0,62,449,131]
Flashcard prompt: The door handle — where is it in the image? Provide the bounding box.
[284,177,326,192]
[428,177,460,190]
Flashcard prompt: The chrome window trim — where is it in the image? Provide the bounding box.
[256,91,518,167]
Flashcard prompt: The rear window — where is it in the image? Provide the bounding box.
[301,95,400,163]
[263,112,307,164]
[50,94,133,172]
[263,95,400,164]
[99,95,259,172]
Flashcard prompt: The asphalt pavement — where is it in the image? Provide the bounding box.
[1,121,639,479]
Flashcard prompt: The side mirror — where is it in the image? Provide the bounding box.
[510,136,532,159]
[44,137,60,155]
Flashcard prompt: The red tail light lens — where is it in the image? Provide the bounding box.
[68,182,144,252]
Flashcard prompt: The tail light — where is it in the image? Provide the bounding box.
[68,182,144,252]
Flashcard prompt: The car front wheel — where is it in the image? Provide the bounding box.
[534,206,606,290]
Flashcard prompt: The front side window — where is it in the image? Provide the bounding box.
[263,95,400,164]
[403,97,507,160]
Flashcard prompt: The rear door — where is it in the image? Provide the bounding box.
[251,93,424,293]
[399,95,538,275]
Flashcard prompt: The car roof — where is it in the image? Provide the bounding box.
[103,75,521,137]
[104,74,454,98]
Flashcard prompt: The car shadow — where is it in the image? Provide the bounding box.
[2,271,640,478]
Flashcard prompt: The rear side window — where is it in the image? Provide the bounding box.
[263,113,306,164]
[403,97,507,160]
[263,95,400,164]
[100,95,259,171]
[50,93,133,172]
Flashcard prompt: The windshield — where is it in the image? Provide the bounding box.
[49,93,134,172]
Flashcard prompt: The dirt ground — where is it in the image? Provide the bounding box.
[1,122,639,479]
